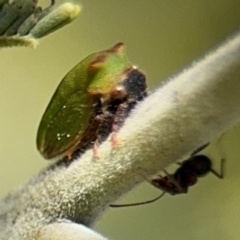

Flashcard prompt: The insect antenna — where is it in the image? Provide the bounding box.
[110,192,165,208]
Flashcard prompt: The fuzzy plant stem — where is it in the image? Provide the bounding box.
[1,31,240,239]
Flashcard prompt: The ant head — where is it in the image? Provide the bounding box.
[151,177,180,195]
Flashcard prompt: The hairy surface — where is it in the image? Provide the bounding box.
[1,30,240,239]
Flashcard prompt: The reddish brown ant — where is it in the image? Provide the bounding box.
[110,144,224,208]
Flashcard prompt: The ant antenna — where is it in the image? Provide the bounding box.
[110,192,165,208]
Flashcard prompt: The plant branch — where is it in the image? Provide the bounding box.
[0,2,81,48]
[1,30,240,239]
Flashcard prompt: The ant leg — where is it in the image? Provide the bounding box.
[191,143,210,156]
[109,192,165,208]
[210,158,224,179]
[175,142,209,166]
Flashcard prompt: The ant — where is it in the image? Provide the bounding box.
[110,144,224,208]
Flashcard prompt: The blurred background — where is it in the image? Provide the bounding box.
[1,0,240,239]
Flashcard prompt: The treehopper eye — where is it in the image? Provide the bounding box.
[36,42,148,160]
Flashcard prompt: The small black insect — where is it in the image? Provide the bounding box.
[110,147,224,208]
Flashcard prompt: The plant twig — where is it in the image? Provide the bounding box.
[0,2,81,48]
[1,30,240,239]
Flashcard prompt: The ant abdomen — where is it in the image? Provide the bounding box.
[180,155,212,177]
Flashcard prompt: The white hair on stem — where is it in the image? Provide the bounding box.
[1,30,240,240]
